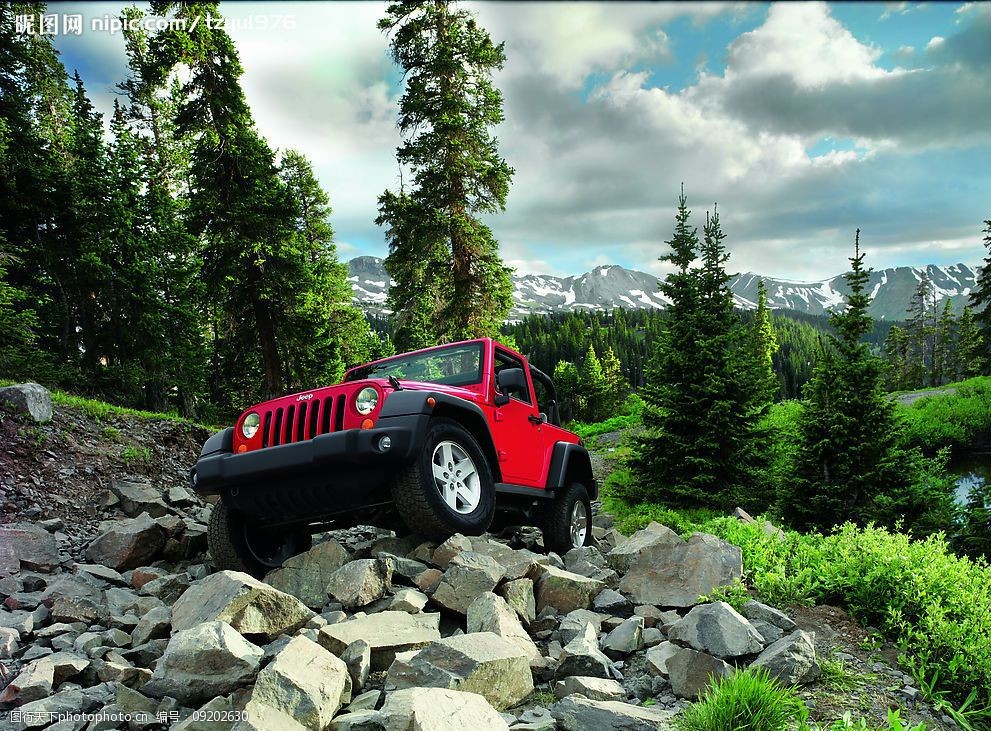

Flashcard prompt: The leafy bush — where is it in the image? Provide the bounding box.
[569,393,643,440]
[899,377,991,455]
[674,667,807,731]
[697,518,991,714]
[818,709,926,731]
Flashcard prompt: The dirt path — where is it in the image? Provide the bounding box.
[894,387,957,406]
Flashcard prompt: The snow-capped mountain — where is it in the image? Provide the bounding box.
[347,256,978,322]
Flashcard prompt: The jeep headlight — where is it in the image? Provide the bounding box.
[354,387,379,415]
[241,412,261,439]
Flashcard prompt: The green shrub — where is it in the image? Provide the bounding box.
[674,667,807,731]
[819,709,926,731]
[569,393,644,440]
[697,518,991,714]
[898,376,991,455]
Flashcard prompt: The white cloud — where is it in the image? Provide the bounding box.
[927,35,946,49]
[724,2,887,88]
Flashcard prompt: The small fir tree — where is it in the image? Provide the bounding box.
[955,305,984,378]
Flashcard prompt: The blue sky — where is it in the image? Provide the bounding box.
[47,1,991,280]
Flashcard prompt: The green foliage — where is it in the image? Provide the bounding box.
[49,390,216,431]
[599,468,721,536]
[694,518,991,713]
[969,218,991,369]
[570,394,643,440]
[552,361,581,423]
[816,650,868,691]
[780,233,951,536]
[818,710,926,731]
[674,667,808,731]
[377,0,514,348]
[120,444,152,464]
[697,579,751,612]
[632,193,773,512]
[899,376,991,454]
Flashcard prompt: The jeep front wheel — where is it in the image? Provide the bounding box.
[208,499,311,578]
[542,482,593,554]
[392,418,495,538]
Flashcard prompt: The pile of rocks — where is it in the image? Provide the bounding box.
[0,506,829,730]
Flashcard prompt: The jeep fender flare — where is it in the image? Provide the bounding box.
[545,442,597,500]
[378,390,502,482]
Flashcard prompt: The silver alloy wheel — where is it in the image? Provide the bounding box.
[570,500,588,548]
[431,440,481,514]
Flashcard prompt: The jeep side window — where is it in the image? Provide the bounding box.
[494,351,532,405]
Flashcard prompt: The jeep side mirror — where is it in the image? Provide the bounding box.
[495,367,527,406]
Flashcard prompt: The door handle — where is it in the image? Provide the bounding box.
[528,415,543,426]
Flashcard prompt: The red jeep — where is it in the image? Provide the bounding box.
[190,338,596,576]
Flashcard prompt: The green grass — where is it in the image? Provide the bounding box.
[1,378,219,431]
[674,667,808,731]
[120,444,153,464]
[816,650,869,692]
[815,710,927,731]
[569,393,644,441]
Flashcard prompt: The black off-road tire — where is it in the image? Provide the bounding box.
[391,417,496,539]
[207,499,312,578]
[541,482,593,554]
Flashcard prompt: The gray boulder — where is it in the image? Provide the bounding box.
[742,599,797,631]
[498,577,536,626]
[342,639,372,691]
[110,480,168,519]
[85,514,167,571]
[600,615,644,657]
[264,540,351,609]
[550,695,676,731]
[619,533,743,608]
[389,588,429,613]
[666,646,732,699]
[0,522,59,577]
[171,570,314,641]
[559,609,603,645]
[0,382,52,422]
[555,622,612,679]
[378,687,510,731]
[605,522,679,575]
[143,620,263,704]
[431,552,506,615]
[326,559,393,609]
[750,630,820,684]
[386,632,533,710]
[431,534,473,569]
[535,565,605,614]
[645,641,680,677]
[667,601,765,658]
[42,575,108,624]
[247,634,352,730]
[233,703,311,731]
[318,611,441,670]
[553,676,626,701]
[592,588,630,613]
[466,591,540,662]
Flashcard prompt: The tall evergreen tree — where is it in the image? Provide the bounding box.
[600,346,628,414]
[781,232,947,531]
[882,324,912,391]
[632,193,768,510]
[905,273,937,387]
[955,305,984,379]
[578,344,608,422]
[552,361,580,423]
[933,298,955,386]
[377,0,514,348]
[970,218,991,366]
[751,279,779,401]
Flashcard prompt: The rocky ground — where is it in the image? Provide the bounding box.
[0,385,961,730]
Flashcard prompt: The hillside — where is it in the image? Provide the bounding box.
[0,387,968,730]
[349,256,977,322]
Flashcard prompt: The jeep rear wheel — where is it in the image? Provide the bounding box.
[208,499,312,578]
[392,418,495,538]
[542,482,593,554]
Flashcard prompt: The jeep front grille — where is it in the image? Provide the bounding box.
[261,395,340,448]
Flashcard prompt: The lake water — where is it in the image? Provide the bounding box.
[948,454,991,505]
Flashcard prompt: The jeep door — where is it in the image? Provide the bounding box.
[490,348,546,486]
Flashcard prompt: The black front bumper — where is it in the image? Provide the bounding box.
[191,425,416,493]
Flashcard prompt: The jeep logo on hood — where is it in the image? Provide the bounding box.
[297,393,314,401]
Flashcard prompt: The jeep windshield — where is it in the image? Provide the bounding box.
[346,343,483,387]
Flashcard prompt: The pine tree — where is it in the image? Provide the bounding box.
[970,218,991,368]
[552,361,581,423]
[600,346,628,414]
[933,298,955,386]
[633,193,768,510]
[377,0,514,347]
[751,279,779,402]
[882,324,912,391]
[781,231,947,531]
[905,274,935,387]
[955,305,984,379]
[578,344,608,422]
